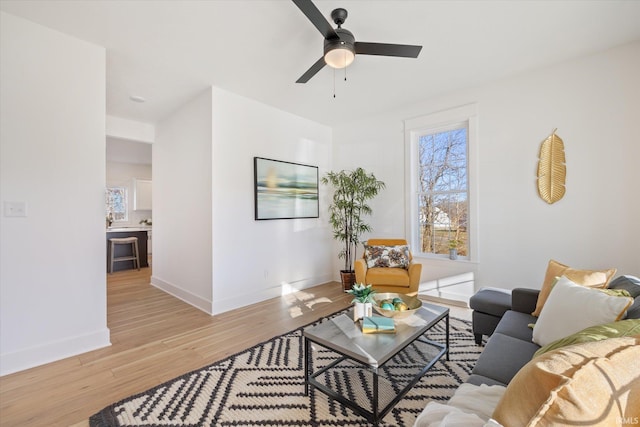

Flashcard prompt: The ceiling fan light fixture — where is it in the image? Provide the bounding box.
[324,45,355,69]
[323,27,356,69]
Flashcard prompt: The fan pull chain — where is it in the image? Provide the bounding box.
[333,68,336,98]
[344,51,348,81]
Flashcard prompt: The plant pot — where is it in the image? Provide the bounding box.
[340,270,356,291]
[449,248,458,260]
[353,302,373,321]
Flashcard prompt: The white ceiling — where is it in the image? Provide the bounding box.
[2,0,640,127]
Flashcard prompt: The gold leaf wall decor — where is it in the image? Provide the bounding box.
[537,129,566,204]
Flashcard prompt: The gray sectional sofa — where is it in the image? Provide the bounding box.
[467,275,640,387]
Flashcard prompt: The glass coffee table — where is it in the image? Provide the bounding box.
[303,302,449,424]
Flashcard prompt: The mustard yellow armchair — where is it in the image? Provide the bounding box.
[354,239,422,295]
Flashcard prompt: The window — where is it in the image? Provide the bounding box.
[405,104,477,260]
[106,187,128,222]
[418,125,468,256]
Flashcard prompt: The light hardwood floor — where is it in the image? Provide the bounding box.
[0,266,470,426]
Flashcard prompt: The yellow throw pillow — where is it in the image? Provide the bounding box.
[531,259,617,317]
[492,336,640,427]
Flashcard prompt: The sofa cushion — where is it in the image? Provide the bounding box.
[469,287,512,317]
[534,318,640,358]
[532,276,633,347]
[363,245,410,269]
[365,267,410,286]
[492,336,640,427]
[493,310,535,342]
[471,333,540,386]
[531,259,617,316]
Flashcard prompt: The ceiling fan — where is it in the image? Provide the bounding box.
[292,0,423,83]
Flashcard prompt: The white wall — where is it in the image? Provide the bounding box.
[152,86,333,315]
[210,87,333,314]
[106,161,152,226]
[0,12,109,375]
[333,41,640,291]
[106,115,155,143]
[151,89,214,313]
[106,137,152,165]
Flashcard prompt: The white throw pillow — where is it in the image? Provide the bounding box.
[532,276,633,347]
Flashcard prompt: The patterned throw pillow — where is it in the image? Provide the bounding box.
[364,245,410,269]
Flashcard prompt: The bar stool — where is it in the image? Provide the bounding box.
[109,237,140,274]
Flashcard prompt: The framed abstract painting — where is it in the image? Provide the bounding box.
[254,157,319,220]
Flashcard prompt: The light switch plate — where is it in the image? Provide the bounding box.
[3,201,27,217]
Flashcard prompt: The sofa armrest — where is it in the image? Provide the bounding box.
[354,258,367,284]
[511,288,540,314]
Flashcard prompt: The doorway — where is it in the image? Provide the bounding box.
[106,137,153,272]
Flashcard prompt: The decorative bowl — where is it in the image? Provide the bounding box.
[372,293,422,319]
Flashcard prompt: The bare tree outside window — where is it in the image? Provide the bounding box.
[418,126,468,256]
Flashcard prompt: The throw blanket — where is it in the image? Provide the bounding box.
[413,383,505,427]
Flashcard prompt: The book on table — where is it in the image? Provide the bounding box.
[362,316,396,334]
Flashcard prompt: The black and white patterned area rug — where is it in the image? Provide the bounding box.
[90,310,481,427]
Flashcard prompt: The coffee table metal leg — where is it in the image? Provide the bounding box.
[304,337,311,395]
[446,313,450,361]
[373,367,379,424]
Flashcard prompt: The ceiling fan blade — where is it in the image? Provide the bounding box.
[292,0,339,40]
[296,57,326,83]
[355,42,422,58]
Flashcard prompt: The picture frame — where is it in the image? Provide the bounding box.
[254,157,319,220]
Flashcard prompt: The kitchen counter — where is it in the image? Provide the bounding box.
[107,226,152,233]
[106,229,149,272]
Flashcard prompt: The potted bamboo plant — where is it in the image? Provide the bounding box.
[321,168,385,290]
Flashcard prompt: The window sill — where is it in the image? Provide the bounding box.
[413,254,478,265]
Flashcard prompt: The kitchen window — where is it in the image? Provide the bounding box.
[106,186,128,222]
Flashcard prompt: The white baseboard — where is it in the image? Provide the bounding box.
[0,328,111,376]
[151,274,335,316]
[420,293,470,308]
[151,275,213,314]
[211,274,335,315]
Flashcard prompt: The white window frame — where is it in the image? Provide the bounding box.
[404,104,479,261]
